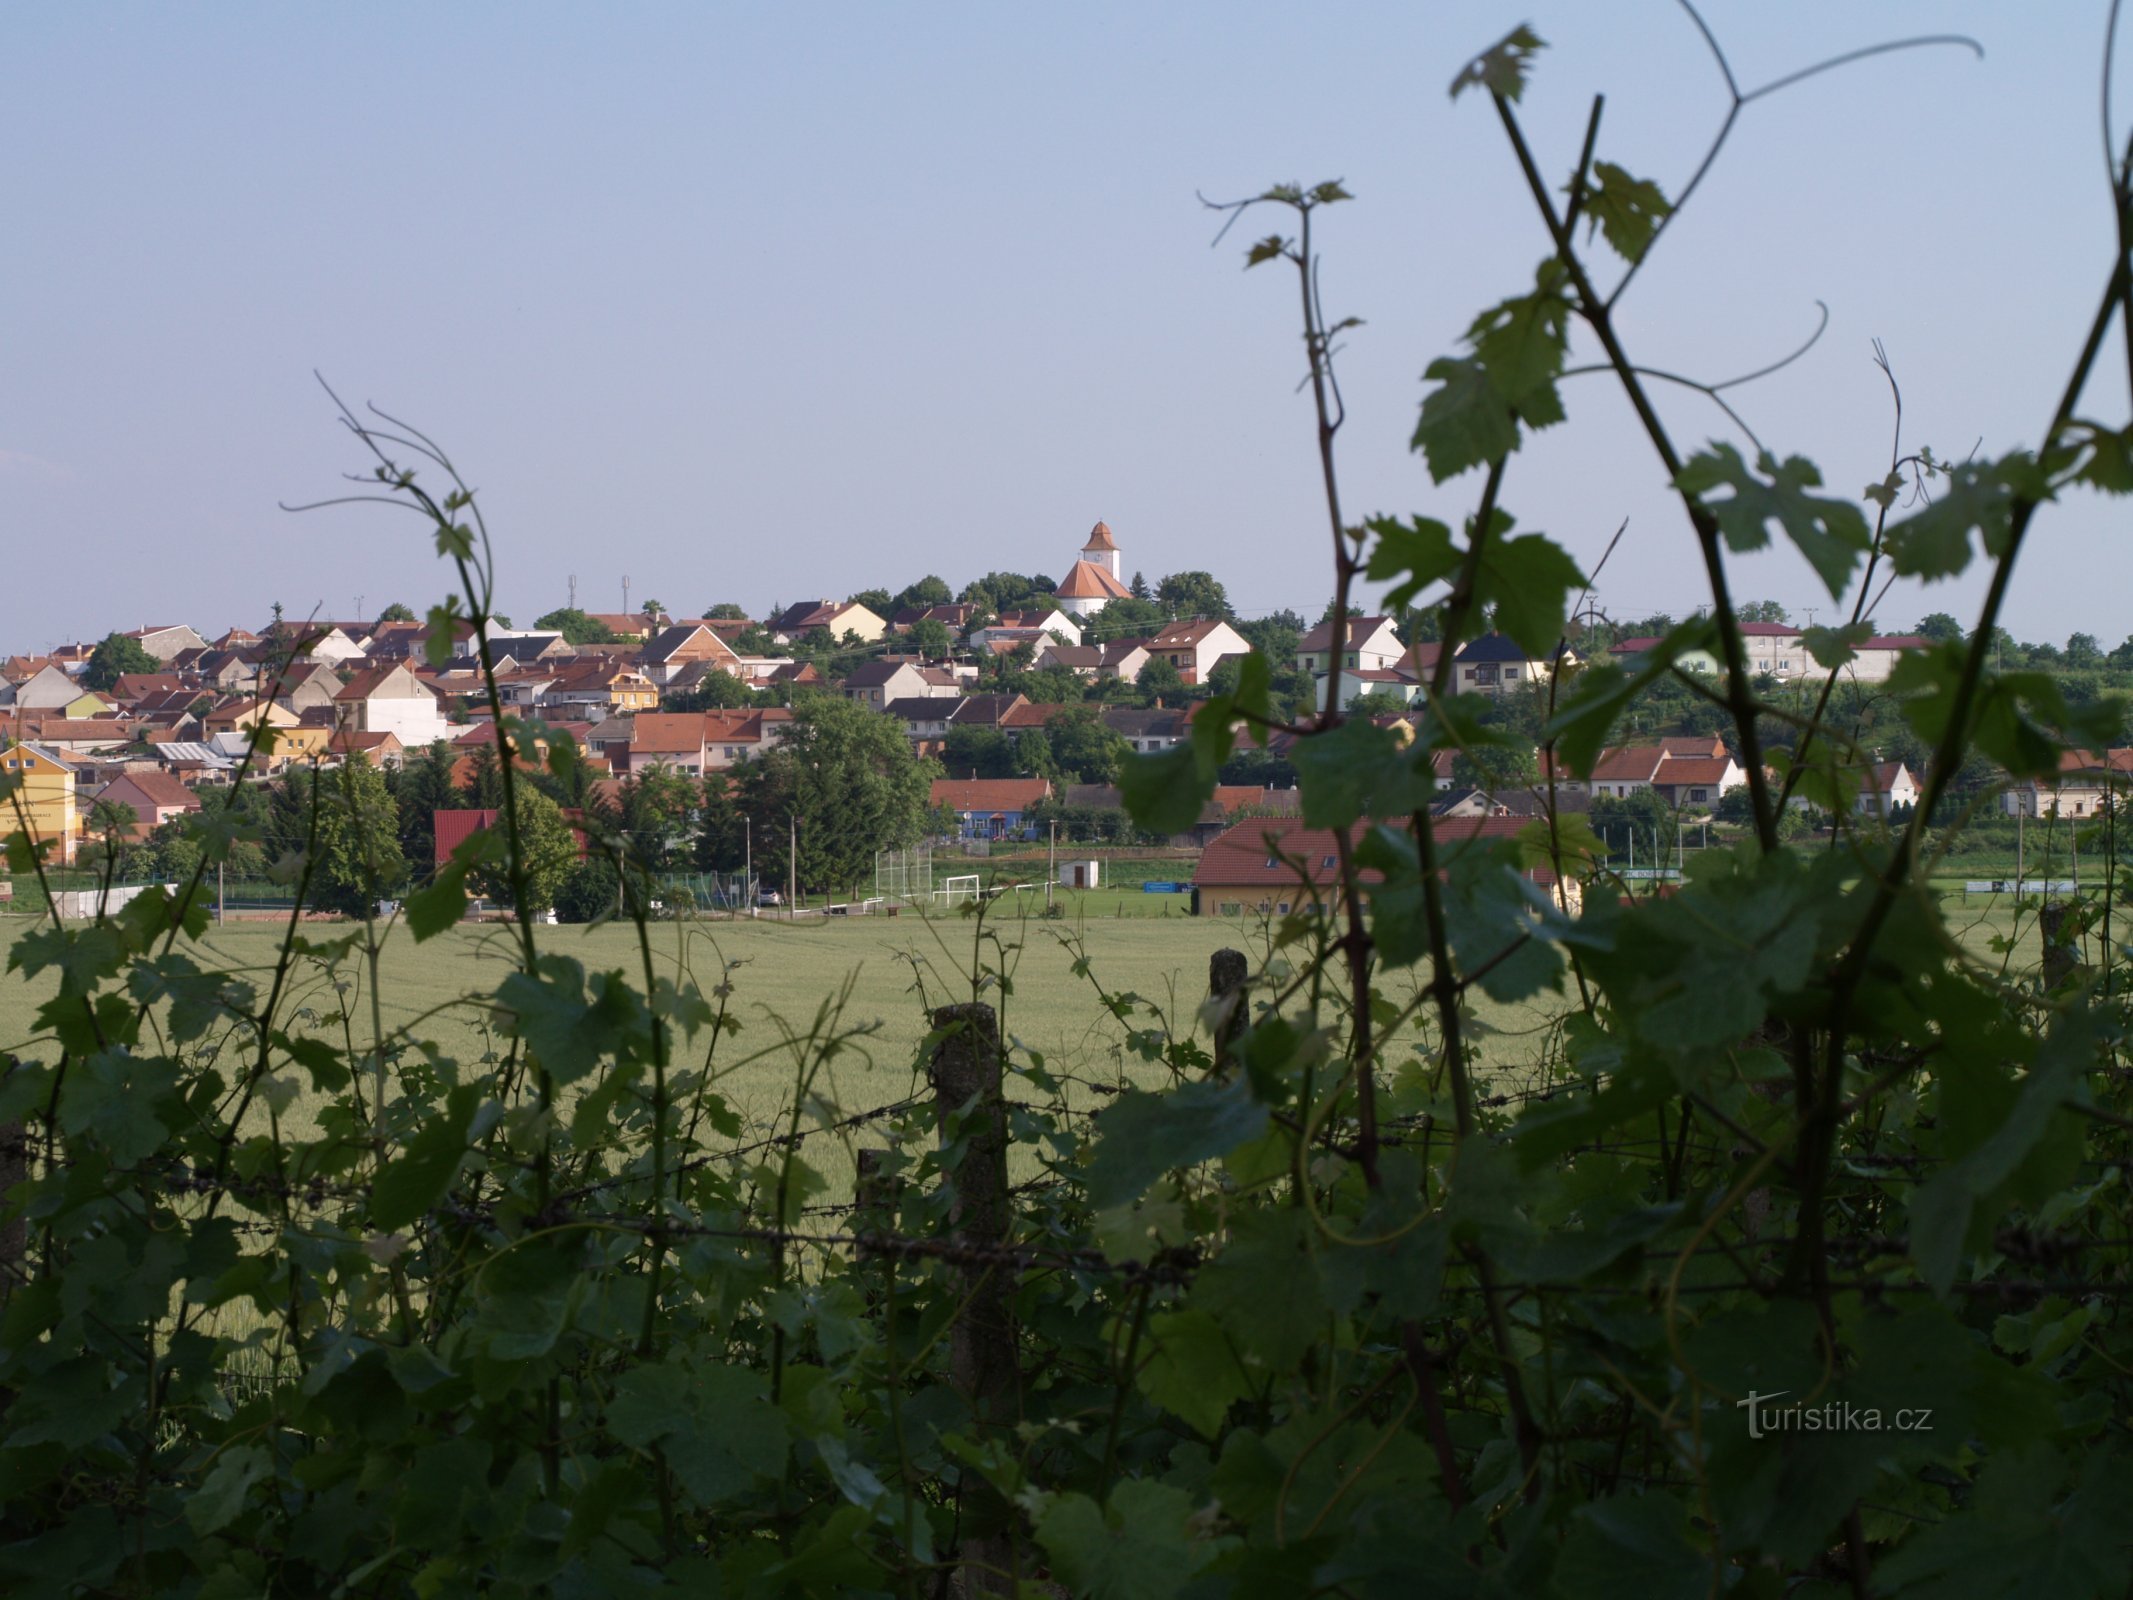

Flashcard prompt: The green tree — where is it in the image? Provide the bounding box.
[1155,570,1234,619]
[460,741,506,809]
[1045,705,1128,782]
[465,783,575,914]
[892,576,953,612]
[664,670,759,712]
[701,602,748,620]
[1736,598,1790,624]
[83,632,160,692]
[1128,570,1150,600]
[389,738,463,870]
[1135,656,1185,702]
[1236,610,1305,661]
[1081,595,1163,640]
[909,618,954,661]
[2067,630,2104,667]
[617,764,699,873]
[553,854,620,923]
[268,757,409,917]
[736,694,934,897]
[1915,610,1963,642]
[941,726,1016,780]
[533,607,625,645]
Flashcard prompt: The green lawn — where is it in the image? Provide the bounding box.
[3,888,2057,1166]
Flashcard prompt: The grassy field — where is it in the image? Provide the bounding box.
[0,888,2064,1153]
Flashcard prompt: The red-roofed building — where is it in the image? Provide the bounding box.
[91,771,202,837]
[930,777,1053,840]
[1193,813,1579,918]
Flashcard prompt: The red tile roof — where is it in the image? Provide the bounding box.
[1053,561,1133,601]
[1194,814,1558,890]
[930,778,1052,812]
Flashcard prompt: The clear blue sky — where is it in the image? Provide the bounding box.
[3,2,2126,652]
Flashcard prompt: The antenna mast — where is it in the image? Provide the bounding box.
[568,573,578,609]
[622,575,632,615]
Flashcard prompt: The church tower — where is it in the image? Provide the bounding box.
[1081,521,1121,581]
[1053,519,1133,619]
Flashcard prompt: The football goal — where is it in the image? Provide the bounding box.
[935,874,982,907]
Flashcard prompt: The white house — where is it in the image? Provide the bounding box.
[1857,760,1921,817]
[1144,618,1251,685]
[969,608,1082,651]
[332,662,452,746]
[1842,634,1930,685]
[1296,615,1404,676]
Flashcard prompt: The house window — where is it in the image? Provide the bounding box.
[1265,856,1279,868]
[1222,902,1242,917]
[1506,666,1521,679]
[1321,855,1335,868]
[1277,902,1291,915]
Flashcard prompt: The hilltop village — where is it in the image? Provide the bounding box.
[0,519,2110,913]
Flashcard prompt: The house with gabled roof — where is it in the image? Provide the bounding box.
[1144,618,1251,685]
[1,742,80,864]
[841,659,961,707]
[333,662,452,746]
[1031,642,1102,680]
[970,608,1082,650]
[891,603,979,634]
[1856,760,1920,818]
[769,600,888,644]
[1297,615,1404,677]
[325,729,408,769]
[1582,740,1745,807]
[1448,633,1567,698]
[14,663,82,711]
[122,624,209,661]
[639,622,743,685]
[1101,706,1192,753]
[2001,747,2133,819]
[535,658,660,718]
[91,770,202,837]
[109,673,188,706]
[931,777,1052,840]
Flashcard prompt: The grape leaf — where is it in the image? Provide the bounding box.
[1450,24,1546,102]
[1675,443,1871,597]
[1579,161,1671,263]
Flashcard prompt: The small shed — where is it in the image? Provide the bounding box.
[1059,860,1101,890]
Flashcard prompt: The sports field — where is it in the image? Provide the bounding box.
[0,888,2066,1146]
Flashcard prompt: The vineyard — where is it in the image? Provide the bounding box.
[9,11,2133,1598]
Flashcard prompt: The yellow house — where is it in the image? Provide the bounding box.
[62,691,113,719]
[1,742,80,866]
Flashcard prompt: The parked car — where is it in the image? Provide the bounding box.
[756,888,784,907]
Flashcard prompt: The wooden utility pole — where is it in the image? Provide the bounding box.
[788,814,797,918]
